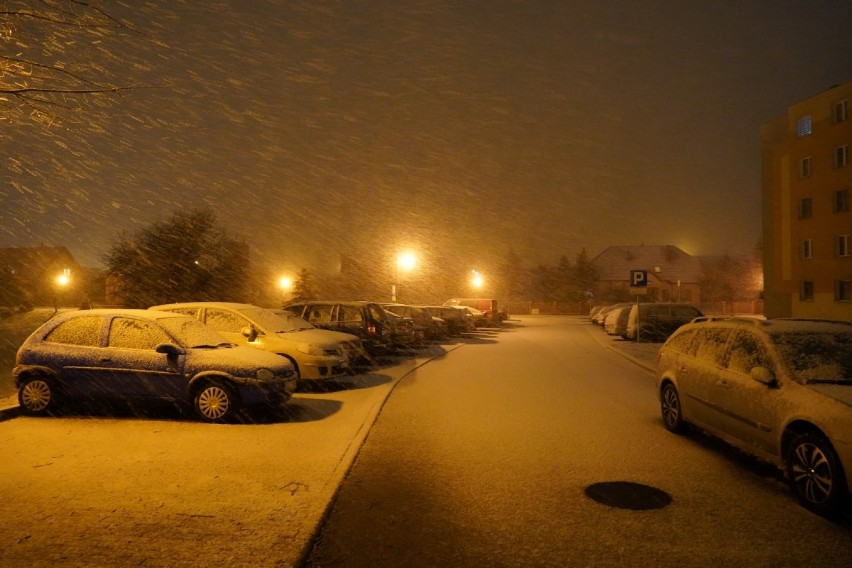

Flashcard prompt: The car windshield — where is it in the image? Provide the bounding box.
[771,331,852,384]
[157,315,235,348]
[243,307,315,332]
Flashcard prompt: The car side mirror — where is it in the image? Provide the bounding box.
[750,366,777,387]
[155,343,184,357]
[241,326,258,341]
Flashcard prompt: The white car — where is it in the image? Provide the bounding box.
[149,303,362,381]
[656,316,852,515]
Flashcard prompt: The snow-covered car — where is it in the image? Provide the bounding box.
[281,301,395,357]
[420,306,474,336]
[656,316,852,515]
[383,303,447,341]
[626,302,703,342]
[13,309,298,422]
[149,302,362,381]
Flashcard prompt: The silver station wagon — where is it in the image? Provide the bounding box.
[13,309,298,422]
[656,317,852,515]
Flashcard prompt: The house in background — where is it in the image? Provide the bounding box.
[592,245,703,304]
[762,81,852,321]
[0,246,88,307]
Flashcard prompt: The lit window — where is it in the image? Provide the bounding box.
[799,156,812,178]
[838,235,850,257]
[835,145,849,168]
[834,99,848,124]
[796,115,813,137]
[800,280,815,301]
[835,189,850,212]
[801,239,813,259]
[836,280,852,302]
[798,198,813,219]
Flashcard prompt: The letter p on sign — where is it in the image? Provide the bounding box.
[630,270,648,287]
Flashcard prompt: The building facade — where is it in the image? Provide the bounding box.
[762,82,852,320]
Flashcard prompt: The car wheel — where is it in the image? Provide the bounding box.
[785,432,847,515]
[18,376,57,416]
[194,381,236,422]
[660,382,685,433]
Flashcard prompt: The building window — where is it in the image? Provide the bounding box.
[836,280,852,302]
[835,189,850,212]
[838,235,850,257]
[799,156,812,178]
[834,99,848,124]
[835,145,849,168]
[798,198,813,219]
[800,280,815,301]
[796,115,813,137]
[801,239,813,259]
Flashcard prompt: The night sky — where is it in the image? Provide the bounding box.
[3,0,852,280]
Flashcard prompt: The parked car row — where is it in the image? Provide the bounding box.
[590,302,704,342]
[13,300,492,423]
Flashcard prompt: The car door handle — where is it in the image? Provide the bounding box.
[716,380,731,389]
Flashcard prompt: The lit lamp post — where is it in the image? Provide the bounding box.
[392,251,416,302]
[470,269,484,290]
[54,269,70,313]
[278,276,293,305]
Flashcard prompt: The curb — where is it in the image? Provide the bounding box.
[0,404,20,421]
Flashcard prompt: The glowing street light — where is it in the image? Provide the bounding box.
[471,269,484,289]
[392,251,417,301]
[278,276,293,304]
[54,268,71,312]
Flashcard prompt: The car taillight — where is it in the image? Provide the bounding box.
[368,323,378,336]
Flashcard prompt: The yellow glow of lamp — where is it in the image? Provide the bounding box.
[397,251,416,272]
[471,270,483,289]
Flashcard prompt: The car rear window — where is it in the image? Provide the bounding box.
[45,316,103,347]
[693,328,732,365]
[665,328,697,354]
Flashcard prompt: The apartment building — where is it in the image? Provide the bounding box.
[762,82,852,320]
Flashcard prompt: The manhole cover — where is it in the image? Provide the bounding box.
[584,481,672,510]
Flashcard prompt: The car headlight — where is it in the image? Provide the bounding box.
[296,343,326,356]
[256,368,274,381]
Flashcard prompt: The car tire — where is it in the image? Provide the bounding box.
[194,381,237,422]
[18,376,58,416]
[785,432,847,515]
[660,382,685,433]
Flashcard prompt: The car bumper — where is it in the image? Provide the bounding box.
[237,377,297,405]
[299,356,350,380]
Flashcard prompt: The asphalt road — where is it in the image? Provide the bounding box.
[304,317,852,567]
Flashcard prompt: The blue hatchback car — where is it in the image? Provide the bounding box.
[13,309,298,422]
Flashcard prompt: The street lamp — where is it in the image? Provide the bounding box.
[54,269,70,313]
[278,276,293,305]
[392,251,416,302]
[470,269,484,290]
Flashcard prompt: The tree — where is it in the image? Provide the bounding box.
[291,268,318,304]
[1,1,148,126]
[573,247,598,301]
[102,209,250,307]
[497,248,527,309]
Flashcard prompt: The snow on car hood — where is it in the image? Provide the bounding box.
[186,344,293,376]
[276,328,359,346]
[804,384,852,408]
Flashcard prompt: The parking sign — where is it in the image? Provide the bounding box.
[630,270,648,287]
